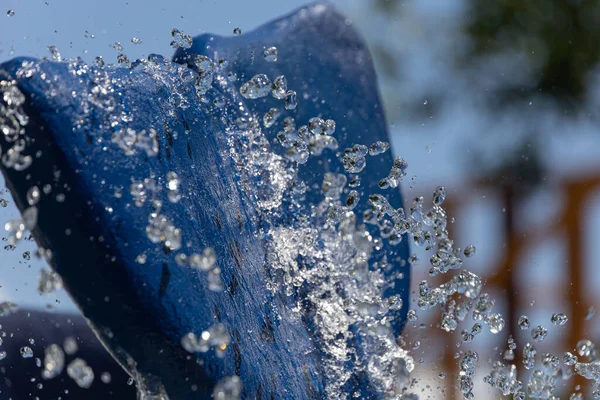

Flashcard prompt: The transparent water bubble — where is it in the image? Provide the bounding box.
[20,346,33,358]
[64,336,78,355]
[117,53,130,68]
[271,75,288,100]
[432,186,446,206]
[263,108,280,128]
[233,27,242,36]
[48,46,61,62]
[6,10,15,17]
[518,315,530,330]
[213,376,242,400]
[131,37,143,45]
[586,306,596,320]
[263,46,278,62]
[67,358,94,388]
[463,244,476,258]
[488,313,505,334]
[27,186,40,206]
[284,90,297,110]
[369,141,389,156]
[564,352,578,366]
[531,325,548,342]
[208,268,224,291]
[551,313,568,326]
[523,343,537,370]
[193,55,215,96]
[42,344,65,379]
[240,74,272,99]
[576,339,596,359]
[101,372,111,384]
[38,268,63,295]
[170,28,193,49]
[189,248,216,271]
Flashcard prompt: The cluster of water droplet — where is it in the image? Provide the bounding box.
[1,27,599,400]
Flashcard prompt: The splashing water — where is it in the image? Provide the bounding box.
[0,17,599,400]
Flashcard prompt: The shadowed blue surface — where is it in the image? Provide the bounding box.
[0,3,409,399]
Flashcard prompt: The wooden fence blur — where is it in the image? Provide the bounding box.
[405,174,600,398]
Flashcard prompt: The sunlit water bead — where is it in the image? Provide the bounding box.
[170,28,193,49]
[271,75,288,100]
[67,358,94,388]
[262,108,280,129]
[564,352,578,366]
[181,323,230,355]
[341,144,368,174]
[166,171,181,203]
[131,37,143,45]
[42,344,65,379]
[368,141,389,156]
[523,343,537,370]
[463,244,476,258]
[488,313,505,334]
[27,186,40,205]
[518,315,531,330]
[458,350,478,399]
[48,45,61,62]
[213,376,242,400]
[193,55,215,97]
[527,369,556,399]
[284,90,297,110]
[532,325,548,342]
[186,247,216,271]
[551,312,568,326]
[263,46,278,62]
[483,362,522,396]
[382,157,408,189]
[20,346,33,358]
[576,339,597,359]
[233,27,242,36]
[240,74,272,99]
[64,336,78,355]
[432,186,446,206]
[6,9,15,16]
[38,268,63,294]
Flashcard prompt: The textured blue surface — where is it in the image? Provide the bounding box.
[0,3,409,399]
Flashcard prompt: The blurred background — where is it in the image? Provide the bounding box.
[1,0,599,398]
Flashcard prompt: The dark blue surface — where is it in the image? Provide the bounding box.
[0,3,410,399]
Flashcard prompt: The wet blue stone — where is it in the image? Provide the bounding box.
[0,3,410,399]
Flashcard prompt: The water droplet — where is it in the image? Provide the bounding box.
[131,37,143,45]
[551,313,568,326]
[48,46,61,62]
[285,90,297,110]
[6,10,15,17]
[213,376,242,400]
[263,108,280,128]
[531,325,548,342]
[101,372,112,384]
[63,337,78,355]
[233,27,242,36]
[271,75,288,100]
[67,358,94,388]
[42,344,65,379]
[518,315,530,330]
[263,46,278,63]
[170,28,193,48]
[240,74,272,99]
[27,186,40,206]
[20,346,33,358]
[463,244,476,258]
[369,141,389,156]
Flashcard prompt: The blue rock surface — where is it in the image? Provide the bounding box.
[0,3,410,399]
